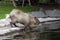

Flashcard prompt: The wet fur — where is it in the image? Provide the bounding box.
[9,9,40,29]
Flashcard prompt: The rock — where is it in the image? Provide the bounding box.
[38,18,60,22]
[30,11,45,18]
[31,9,60,18]
[0,18,11,27]
[2,37,12,40]
[0,27,21,35]
[46,9,60,17]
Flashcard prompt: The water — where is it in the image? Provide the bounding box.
[30,9,60,40]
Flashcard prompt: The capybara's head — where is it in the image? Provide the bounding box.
[34,17,40,25]
[30,17,40,28]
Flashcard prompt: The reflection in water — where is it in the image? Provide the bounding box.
[40,21,60,40]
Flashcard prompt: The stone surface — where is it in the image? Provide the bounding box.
[30,9,60,18]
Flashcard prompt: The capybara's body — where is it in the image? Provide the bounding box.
[9,9,40,28]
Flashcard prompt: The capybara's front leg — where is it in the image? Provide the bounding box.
[10,22,18,27]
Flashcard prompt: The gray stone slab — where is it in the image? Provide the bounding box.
[30,9,60,18]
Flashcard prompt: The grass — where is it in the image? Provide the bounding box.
[0,1,40,19]
[0,6,14,19]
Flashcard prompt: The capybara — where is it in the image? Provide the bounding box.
[9,9,40,29]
